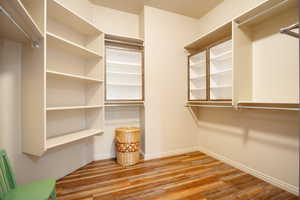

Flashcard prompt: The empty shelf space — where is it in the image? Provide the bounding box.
[47,70,103,82]
[47,0,101,36]
[190,74,206,79]
[47,32,102,59]
[210,69,232,76]
[107,71,141,76]
[210,85,232,89]
[191,87,206,91]
[107,60,141,67]
[210,50,232,60]
[108,83,142,87]
[47,105,103,111]
[46,129,103,149]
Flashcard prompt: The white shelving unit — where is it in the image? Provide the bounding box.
[189,51,207,100]
[187,25,232,102]
[185,0,299,110]
[106,47,143,101]
[233,0,298,106]
[22,0,105,156]
[210,39,232,100]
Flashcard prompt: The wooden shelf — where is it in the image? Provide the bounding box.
[47,70,103,83]
[46,129,103,149]
[47,32,102,59]
[0,0,43,43]
[185,22,232,52]
[47,105,103,111]
[235,0,298,27]
[237,101,299,107]
[47,0,101,36]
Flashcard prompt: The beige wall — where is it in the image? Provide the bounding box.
[195,0,299,194]
[143,6,199,159]
[0,39,94,185]
[0,0,141,184]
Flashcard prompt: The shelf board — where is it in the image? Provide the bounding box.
[107,61,141,67]
[210,50,232,60]
[235,0,298,27]
[105,101,144,104]
[47,32,102,59]
[107,83,142,87]
[188,101,232,105]
[210,69,232,76]
[190,88,206,91]
[0,0,43,43]
[190,74,206,80]
[47,105,103,111]
[46,129,103,149]
[107,71,141,76]
[47,0,101,36]
[185,22,232,52]
[47,70,103,83]
[210,85,232,89]
[237,101,299,108]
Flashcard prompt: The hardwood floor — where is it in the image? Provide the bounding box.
[56,151,297,200]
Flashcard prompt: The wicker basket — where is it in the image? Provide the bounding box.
[115,127,140,167]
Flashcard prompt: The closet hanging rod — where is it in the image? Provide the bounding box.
[238,105,299,111]
[237,0,289,27]
[0,6,39,48]
[280,23,299,38]
[185,104,232,108]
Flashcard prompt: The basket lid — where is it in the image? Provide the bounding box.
[115,127,140,134]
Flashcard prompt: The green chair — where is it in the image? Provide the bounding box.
[0,150,56,200]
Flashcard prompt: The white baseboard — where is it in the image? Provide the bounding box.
[94,153,115,161]
[197,146,299,196]
[144,146,199,160]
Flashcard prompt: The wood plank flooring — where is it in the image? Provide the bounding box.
[56,151,298,200]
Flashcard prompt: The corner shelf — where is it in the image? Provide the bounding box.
[46,129,103,149]
[0,0,43,43]
[47,70,104,83]
[22,0,104,156]
[47,105,103,111]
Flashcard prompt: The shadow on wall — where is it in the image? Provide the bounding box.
[0,39,95,185]
[190,107,298,152]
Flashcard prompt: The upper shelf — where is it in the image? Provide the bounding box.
[235,0,298,27]
[0,0,43,43]
[185,22,232,52]
[47,32,102,59]
[47,0,102,36]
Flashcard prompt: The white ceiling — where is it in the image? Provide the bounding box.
[89,0,223,19]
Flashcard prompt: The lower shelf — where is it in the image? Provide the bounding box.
[46,129,103,149]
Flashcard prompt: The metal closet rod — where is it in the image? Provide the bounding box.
[237,0,289,27]
[0,6,39,48]
[185,104,232,108]
[185,104,300,111]
[280,24,299,39]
